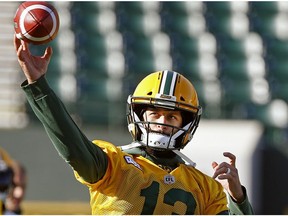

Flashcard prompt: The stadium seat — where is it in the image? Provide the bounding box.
[249,2,279,39]
[76,100,110,125]
[267,57,288,81]
[218,33,264,59]
[218,36,247,59]
[74,32,109,78]
[173,53,201,82]
[249,2,278,18]
[265,37,288,60]
[219,56,250,81]
[115,2,145,35]
[75,31,106,57]
[122,33,155,74]
[204,2,232,37]
[265,37,288,84]
[160,2,203,15]
[170,34,199,58]
[221,79,253,118]
[71,2,99,15]
[115,1,143,14]
[76,76,122,102]
[160,2,206,37]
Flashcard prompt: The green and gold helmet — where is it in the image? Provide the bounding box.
[127,70,202,150]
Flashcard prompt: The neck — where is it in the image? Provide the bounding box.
[145,147,176,158]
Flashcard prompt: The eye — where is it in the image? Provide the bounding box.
[169,115,178,120]
[149,112,158,117]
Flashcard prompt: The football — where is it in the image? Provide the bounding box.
[14,1,60,45]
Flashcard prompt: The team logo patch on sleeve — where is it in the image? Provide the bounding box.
[124,156,142,170]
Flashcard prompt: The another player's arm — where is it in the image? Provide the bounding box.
[22,76,108,183]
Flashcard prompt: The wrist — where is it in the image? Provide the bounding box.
[231,185,246,204]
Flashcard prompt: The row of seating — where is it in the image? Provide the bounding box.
[34,2,288,127]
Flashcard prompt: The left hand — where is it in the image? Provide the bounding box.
[212,152,245,203]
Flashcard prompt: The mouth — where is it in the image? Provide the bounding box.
[148,130,171,137]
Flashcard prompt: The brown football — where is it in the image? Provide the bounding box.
[14,1,60,45]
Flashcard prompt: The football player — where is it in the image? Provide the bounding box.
[14,35,253,214]
[0,147,26,215]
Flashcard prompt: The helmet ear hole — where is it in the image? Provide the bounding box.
[147,91,153,95]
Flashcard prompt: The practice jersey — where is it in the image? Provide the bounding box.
[75,140,228,215]
[22,76,253,215]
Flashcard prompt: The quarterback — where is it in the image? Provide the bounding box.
[14,35,253,214]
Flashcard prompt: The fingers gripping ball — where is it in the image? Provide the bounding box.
[14,1,60,45]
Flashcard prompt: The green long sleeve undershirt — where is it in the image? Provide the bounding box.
[21,75,108,183]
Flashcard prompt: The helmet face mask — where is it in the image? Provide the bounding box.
[127,70,202,150]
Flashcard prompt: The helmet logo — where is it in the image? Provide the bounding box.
[155,93,177,108]
[156,93,176,101]
[159,94,173,100]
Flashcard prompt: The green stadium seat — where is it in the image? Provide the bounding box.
[268,58,288,81]
[115,1,144,15]
[76,100,110,125]
[221,79,252,118]
[173,53,201,82]
[77,77,123,102]
[170,34,199,62]
[115,2,145,35]
[160,2,188,15]
[218,36,247,59]
[204,2,232,38]
[220,55,251,82]
[71,2,100,14]
[271,79,288,102]
[266,38,288,60]
[249,2,279,39]
[160,2,203,15]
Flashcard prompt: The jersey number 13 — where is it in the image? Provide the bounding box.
[140,181,197,214]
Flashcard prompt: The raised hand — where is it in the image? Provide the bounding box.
[14,34,53,84]
[212,152,245,203]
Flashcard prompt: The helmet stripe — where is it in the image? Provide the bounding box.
[160,70,177,96]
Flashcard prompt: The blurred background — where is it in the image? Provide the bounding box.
[1,1,288,214]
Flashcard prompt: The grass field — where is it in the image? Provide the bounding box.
[21,201,91,215]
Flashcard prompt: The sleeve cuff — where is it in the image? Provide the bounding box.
[21,75,52,100]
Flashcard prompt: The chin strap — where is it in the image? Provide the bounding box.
[172,150,196,167]
[120,142,142,151]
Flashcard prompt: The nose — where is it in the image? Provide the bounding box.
[157,115,167,124]
[156,116,168,130]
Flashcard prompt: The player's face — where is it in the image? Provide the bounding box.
[142,107,183,135]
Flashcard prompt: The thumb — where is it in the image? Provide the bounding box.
[212,161,218,170]
[212,162,219,179]
[211,161,218,179]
